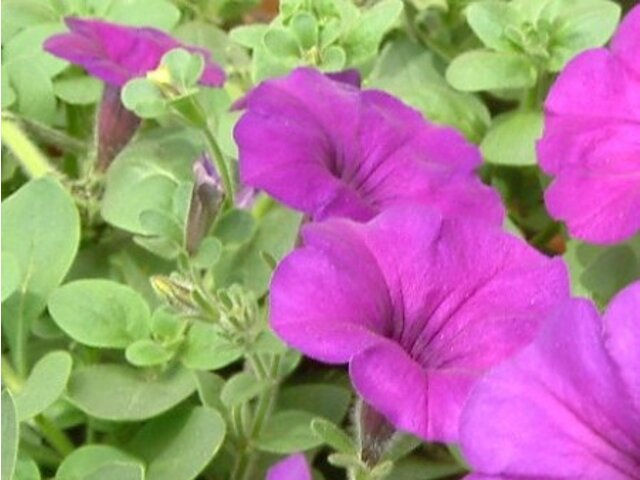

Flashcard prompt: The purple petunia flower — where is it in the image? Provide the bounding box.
[44,17,226,87]
[460,281,640,479]
[270,206,569,443]
[234,68,504,224]
[266,453,312,480]
[538,6,640,244]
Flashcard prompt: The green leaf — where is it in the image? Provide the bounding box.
[1,390,18,480]
[214,209,256,245]
[220,372,270,408]
[14,454,41,480]
[446,50,537,92]
[84,463,144,480]
[370,38,490,142]
[564,239,640,306]
[480,111,543,166]
[545,0,621,71]
[263,27,301,58]
[191,237,222,269]
[101,129,198,235]
[256,410,322,454]
[138,209,183,244]
[321,45,347,71]
[102,0,181,30]
[390,458,465,480]
[49,280,151,349]
[278,384,352,425]
[311,418,356,454]
[2,251,22,302]
[465,1,522,51]
[291,12,319,49]
[56,445,142,480]
[4,23,67,77]
[53,76,104,105]
[180,321,243,371]
[4,22,66,122]
[230,24,269,49]
[214,206,301,295]
[121,78,166,119]
[14,351,73,420]
[2,68,16,108]
[2,177,80,373]
[162,48,205,89]
[67,364,195,421]
[194,371,225,412]
[150,308,184,341]
[127,406,226,480]
[342,0,404,66]
[126,339,173,367]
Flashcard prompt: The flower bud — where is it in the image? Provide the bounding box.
[96,84,141,171]
[185,155,224,255]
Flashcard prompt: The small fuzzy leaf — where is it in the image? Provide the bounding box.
[14,351,72,420]
[48,280,151,349]
[446,50,537,92]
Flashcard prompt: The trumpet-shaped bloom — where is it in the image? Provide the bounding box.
[460,282,640,479]
[235,68,503,224]
[270,206,569,442]
[538,6,640,244]
[266,454,312,480]
[44,17,225,87]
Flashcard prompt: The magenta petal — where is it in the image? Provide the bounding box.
[270,219,392,363]
[236,68,503,224]
[266,453,312,480]
[460,299,640,479]
[44,17,225,87]
[538,6,640,244]
[604,281,640,410]
[271,206,569,443]
[350,341,430,439]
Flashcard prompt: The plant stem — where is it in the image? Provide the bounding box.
[35,415,75,457]
[202,126,235,207]
[4,112,87,155]
[1,118,57,178]
[231,355,282,480]
[1,356,24,392]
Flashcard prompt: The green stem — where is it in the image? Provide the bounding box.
[35,415,75,457]
[1,356,24,392]
[1,118,57,178]
[3,113,87,155]
[20,442,62,468]
[232,355,282,480]
[202,126,235,207]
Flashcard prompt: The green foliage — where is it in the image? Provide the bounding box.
[480,111,543,166]
[56,445,143,480]
[447,0,621,93]
[127,407,226,480]
[369,38,490,142]
[256,410,323,453]
[49,280,151,349]
[67,364,196,421]
[230,0,404,81]
[2,177,80,373]
[2,391,19,480]
[14,351,73,420]
[564,236,640,306]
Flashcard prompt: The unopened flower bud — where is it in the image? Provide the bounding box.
[96,84,141,171]
[150,275,198,313]
[185,155,224,255]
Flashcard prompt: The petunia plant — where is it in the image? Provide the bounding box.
[1,1,639,480]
